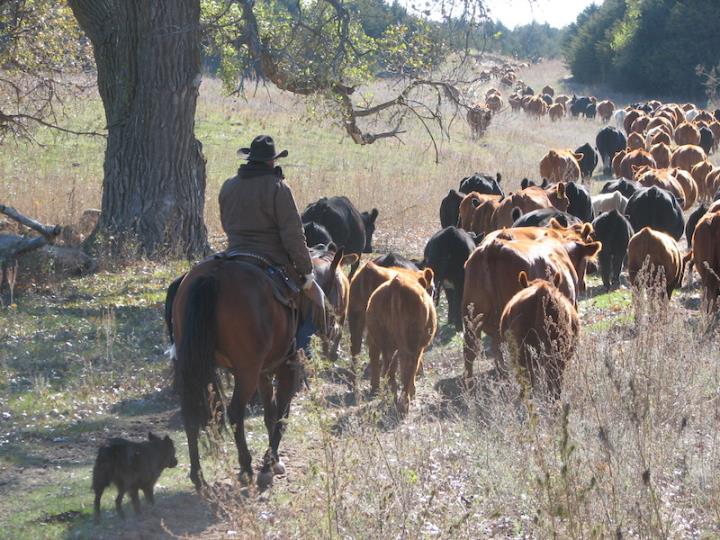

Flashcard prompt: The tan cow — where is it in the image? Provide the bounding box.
[467,106,492,138]
[627,227,685,298]
[674,122,701,146]
[548,103,565,122]
[649,142,672,169]
[539,149,582,183]
[596,100,615,123]
[366,269,436,412]
[670,144,707,173]
[499,271,579,397]
[690,209,720,311]
[627,132,646,151]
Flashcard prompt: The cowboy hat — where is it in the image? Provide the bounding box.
[237,135,289,161]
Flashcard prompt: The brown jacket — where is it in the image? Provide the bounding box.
[219,163,313,277]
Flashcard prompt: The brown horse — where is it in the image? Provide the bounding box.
[171,246,349,490]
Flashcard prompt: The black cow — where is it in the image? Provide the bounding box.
[520,177,549,189]
[585,102,597,119]
[685,203,708,248]
[715,109,720,122]
[541,94,553,106]
[440,189,463,228]
[459,172,503,196]
[591,210,634,290]
[304,221,333,248]
[596,127,627,175]
[422,226,480,330]
[511,207,581,228]
[372,252,420,270]
[565,181,594,222]
[601,178,639,199]
[522,86,535,96]
[625,186,685,241]
[575,143,599,179]
[570,96,593,117]
[699,126,714,156]
[302,196,378,275]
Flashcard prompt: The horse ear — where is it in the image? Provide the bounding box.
[552,272,562,288]
[518,271,529,288]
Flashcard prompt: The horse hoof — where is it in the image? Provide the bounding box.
[272,460,286,476]
[256,470,274,491]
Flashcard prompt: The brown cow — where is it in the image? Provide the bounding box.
[674,122,701,146]
[690,160,718,201]
[624,109,643,134]
[526,96,547,117]
[670,144,707,173]
[649,129,672,147]
[597,100,615,123]
[348,262,423,367]
[619,149,656,180]
[670,168,698,208]
[499,271,579,396]
[459,192,501,230]
[467,106,492,138]
[708,121,720,152]
[462,231,600,378]
[635,167,688,209]
[630,115,650,134]
[548,103,565,122]
[627,132,646,151]
[646,116,674,136]
[490,185,567,230]
[485,88,500,99]
[486,94,503,113]
[612,149,627,178]
[470,197,504,236]
[627,227,685,298]
[690,209,720,311]
[695,111,715,124]
[539,149,582,183]
[509,93,522,112]
[365,268,436,412]
[649,142,672,169]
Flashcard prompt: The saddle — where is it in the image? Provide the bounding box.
[212,249,299,309]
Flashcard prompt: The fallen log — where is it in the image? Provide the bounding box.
[0,204,61,239]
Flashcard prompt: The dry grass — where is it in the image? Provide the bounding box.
[2,60,720,538]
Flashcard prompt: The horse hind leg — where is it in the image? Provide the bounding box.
[259,363,296,489]
[229,376,255,485]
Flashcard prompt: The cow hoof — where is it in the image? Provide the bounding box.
[272,460,286,476]
[256,470,274,491]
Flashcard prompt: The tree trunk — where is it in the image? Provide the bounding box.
[68,0,208,258]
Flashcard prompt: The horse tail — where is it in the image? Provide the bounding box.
[175,274,221,429]
[164,273,186,345]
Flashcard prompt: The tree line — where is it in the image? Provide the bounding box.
[563,0,720,101]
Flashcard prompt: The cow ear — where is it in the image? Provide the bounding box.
[370,208,379,221]
[511,207,522,222]
[574,153,584,161]
[496,172,502,183]
[582,241,602,257]
[552,272,562,288]
[548,218,562,230]
[541,178,549,188]
[149,432,159,441]
[556,182,566,197]
[518,271,529,288]
[581,223,593,239]
[422,268,434,286]
[521,178,529,190]
[471,198,480,209]
[472,232,485,245]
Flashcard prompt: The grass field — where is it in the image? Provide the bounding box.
[2,59,720,538]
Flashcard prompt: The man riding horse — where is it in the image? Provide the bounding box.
[171,135,333,490]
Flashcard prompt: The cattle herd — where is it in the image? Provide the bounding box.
[299,91,720,411]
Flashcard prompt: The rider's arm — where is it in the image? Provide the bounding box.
[275,181,313,276]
